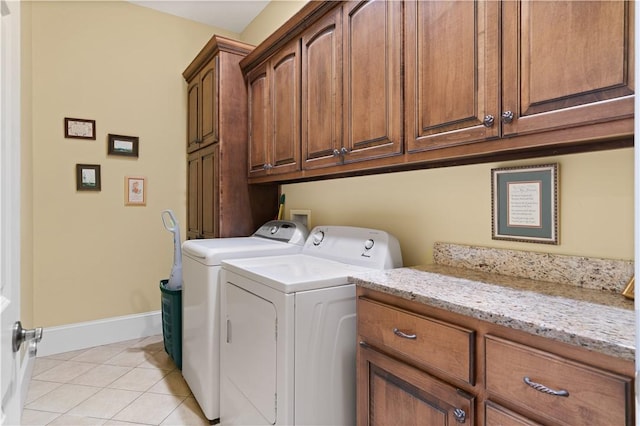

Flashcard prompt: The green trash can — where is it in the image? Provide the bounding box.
[160,279,182,369]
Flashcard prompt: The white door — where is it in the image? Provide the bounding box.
[1,1,27,424]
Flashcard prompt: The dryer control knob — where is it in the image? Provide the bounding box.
[364,239,375,250]
[270,225,279,234]
[312,231,325,246]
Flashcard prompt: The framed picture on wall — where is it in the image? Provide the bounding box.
[125,176,146,206]
[65,118,96,140]
[76,164,101,191]
[491,163,559,244]
[108,134,139,157]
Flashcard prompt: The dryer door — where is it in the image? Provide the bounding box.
[225,283,277,424]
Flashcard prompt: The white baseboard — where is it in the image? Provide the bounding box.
[37,310,163,357]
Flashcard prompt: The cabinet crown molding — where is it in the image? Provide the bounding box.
[183,35,254,81]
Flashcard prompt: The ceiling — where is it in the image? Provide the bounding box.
[128,1,270,33]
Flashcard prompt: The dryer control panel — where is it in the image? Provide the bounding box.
[302,226,403,269]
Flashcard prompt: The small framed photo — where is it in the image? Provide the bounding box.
[108,134,139,157]
[65,118,96,140]
[491,163,559,244]
[76,164,101,191]
[125,176,146,206]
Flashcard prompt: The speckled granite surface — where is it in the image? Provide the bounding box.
[433,242,634,292]
[350,264,635,361]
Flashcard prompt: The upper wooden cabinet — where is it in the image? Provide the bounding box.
[187,57,219,153]
[501,1,634,137]
[241,0,633,183]
[407,0,634,155]
[302,0,402,170]
[247,39,301,178]
[405,1,500,152]
[183,35,278,238]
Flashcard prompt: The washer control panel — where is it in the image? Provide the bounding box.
[253,220,309,245]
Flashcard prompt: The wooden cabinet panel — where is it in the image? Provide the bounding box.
[187,80,200,152]
[358,342,474,426]
[343,0,402,162]
[358,297,474,385]
[485,335,633,425]
[200,60,218,148]
[301,7,342,169]
[406,0,499,152]
[200,144,219,239]
[271,41,301,172]
[187,152,201,240]
[502,1,634,136]
[247,67,270,176]
[187,57,218,153]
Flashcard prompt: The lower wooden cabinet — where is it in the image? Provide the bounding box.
[358,342,474,426]
[356,287,635,426]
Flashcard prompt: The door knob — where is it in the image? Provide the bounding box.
[12,321,43,353]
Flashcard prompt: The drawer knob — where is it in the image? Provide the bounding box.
[523,376,569,397]
[392,328,416,340]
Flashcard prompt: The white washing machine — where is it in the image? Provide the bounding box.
[181,220,308,423]
[219,226,403,426]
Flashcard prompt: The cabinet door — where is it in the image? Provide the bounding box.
[405,0,499,153]
[357,343,474,426]
[343,0,402,162]
[502,1,634,137]
[270,39,301,175]
[200,144,220,239]
[186,151,201,239]
[186,79,200,153]
[247,65,270,177]
[199,57,219,149]
[301,7,343,170]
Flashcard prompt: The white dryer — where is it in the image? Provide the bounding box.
[220,226,403,426]
[181,220,308,423]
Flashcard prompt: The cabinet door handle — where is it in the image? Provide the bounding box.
[340,147,350,155]
[332,149,341,157]
[392,328,416,340]
[523,376,569,397]
[483,115,495,128]
[501,110,514,124]
[263,163,273,170]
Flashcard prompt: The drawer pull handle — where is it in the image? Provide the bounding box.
[392,328,416,340]
[523,376,569,397]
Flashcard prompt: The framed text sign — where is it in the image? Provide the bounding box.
[491,163,559,244]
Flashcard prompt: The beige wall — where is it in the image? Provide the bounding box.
[282,148,634,267]
[240,0,308,45]
[26,1,233,327]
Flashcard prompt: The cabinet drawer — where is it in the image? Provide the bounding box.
[357,297,474,384]
[485,335,633,425]
[485,401,540,426]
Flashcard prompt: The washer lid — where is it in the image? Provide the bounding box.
[222,254,373,293]
[182,237,302,266]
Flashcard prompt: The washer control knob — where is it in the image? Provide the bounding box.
[270,225,279,234]
[312,231,325,246]
[364,239,375,250]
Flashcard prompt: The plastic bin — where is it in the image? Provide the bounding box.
[160,279,182,369]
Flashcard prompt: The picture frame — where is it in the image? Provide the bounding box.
[76,164,101,191]
[125,176,146,206]
[65,117,96,140]
[108,134,139,157]
[622,276,634,300]
[491,163,559,244]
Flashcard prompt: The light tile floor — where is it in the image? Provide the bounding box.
[22,335,209,426]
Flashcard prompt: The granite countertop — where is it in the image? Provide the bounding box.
[349,264,635,361]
